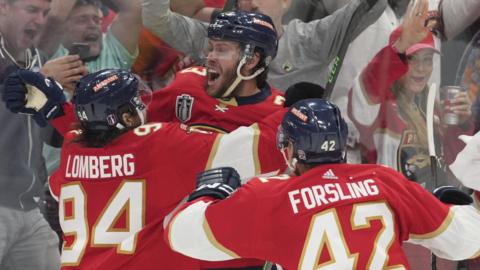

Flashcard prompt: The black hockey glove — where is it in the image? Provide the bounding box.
[433,186,473,205]
[283,82,325,108]
[2,69,65,127]
[188,167,241,202]
[38,184,62,247]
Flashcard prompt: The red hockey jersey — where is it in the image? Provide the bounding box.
[49,109,286,269]
[167,164,480,270]
[148,66,285,133]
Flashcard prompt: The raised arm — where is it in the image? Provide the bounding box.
[170,0,206,18]
[109,0,143,54]
[1,70,77,136]
[142,0,209,61]
[170,0,218,22]
[37,0,76,57]
[289,0,386,62]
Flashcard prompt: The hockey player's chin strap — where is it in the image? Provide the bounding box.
[222,45,266,98]
[280,147,297,173]
[137,107,146,126]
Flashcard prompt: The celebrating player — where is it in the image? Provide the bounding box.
[1,68,287,269]
[147,11,285,133]
[166,99,480,269]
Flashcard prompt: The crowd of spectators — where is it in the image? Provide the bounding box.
[0,0,479,269]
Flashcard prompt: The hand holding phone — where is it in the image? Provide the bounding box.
[69,43,91,62]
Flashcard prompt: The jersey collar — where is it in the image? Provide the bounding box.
[217,84,272,106]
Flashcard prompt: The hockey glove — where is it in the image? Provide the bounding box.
[38,184,62,248]
[433,186,473,205]
[188,167,241,202]
[2,69,66,127]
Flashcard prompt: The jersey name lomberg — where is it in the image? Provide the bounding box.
[288,179,380,214]
[65,154,135,179]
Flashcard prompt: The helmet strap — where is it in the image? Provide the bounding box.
[136,107,146,126]
[280,147,297,173]
[221,45,266,98]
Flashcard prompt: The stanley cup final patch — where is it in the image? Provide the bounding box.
[175,94,194,122]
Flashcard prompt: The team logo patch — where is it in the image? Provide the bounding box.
[322,169,338,180]
[282,60,293,73]
[253,18,274,31]
[398,129,430,185]
[93,75,119,92]
[297,150,306,160]
[175,94,194,122]
[291,108,308,122]
[106,114,117,126]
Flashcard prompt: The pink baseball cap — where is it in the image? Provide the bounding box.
[389,27,440,56]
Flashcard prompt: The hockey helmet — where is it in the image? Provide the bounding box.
[72,69,152,131]
[277,99,348,164]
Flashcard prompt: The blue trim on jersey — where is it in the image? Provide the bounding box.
[221,84,272,106]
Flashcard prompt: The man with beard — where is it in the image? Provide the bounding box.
[143,0,386,92]
[147,11,285,133]
[37,0,142,72]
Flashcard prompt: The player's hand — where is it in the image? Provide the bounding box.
[188,167,241,201]
[2,69,66,126]
[2,71,31,114]
[433,186,473,205]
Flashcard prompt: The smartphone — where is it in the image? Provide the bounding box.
[69,43,90,61]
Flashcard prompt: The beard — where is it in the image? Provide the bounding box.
[205,67,244,98]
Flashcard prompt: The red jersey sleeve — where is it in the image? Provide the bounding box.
[147,88,175,123]
[50,103,77,136]
[379,168,452,241]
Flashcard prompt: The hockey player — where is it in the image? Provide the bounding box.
[166,99,480,270]
[147,11,285,133]
[450,133,480,208]
[1,68,286,269]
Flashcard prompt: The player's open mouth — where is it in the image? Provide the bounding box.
[208,70,220,84]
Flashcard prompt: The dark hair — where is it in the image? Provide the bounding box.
[283,82,326,107]
[72,103,136,148]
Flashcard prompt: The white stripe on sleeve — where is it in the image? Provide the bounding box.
[408,206,480,260]
[168,201,238,261]
[208,125,259,183]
